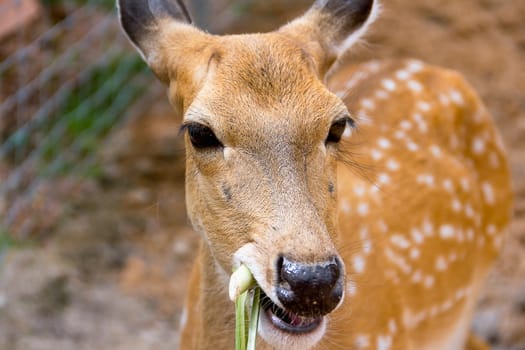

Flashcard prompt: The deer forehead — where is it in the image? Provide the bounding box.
[184,35,348,149]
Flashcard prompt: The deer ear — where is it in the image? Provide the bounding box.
[117,0,199,82]
[280,0,379,75]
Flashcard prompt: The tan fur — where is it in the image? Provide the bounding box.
[123,3,512,350]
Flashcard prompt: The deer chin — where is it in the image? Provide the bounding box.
[258,289,327,350]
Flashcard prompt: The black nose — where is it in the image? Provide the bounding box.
[276,256,344,316]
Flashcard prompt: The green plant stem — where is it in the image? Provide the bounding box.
[247,287,261,350]
[235,291,248,350]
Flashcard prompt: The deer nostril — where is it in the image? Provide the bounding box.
[276,256,344,316]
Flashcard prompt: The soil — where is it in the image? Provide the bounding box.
[1,1,524,349]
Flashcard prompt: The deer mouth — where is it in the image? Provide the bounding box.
[260,291,323,334]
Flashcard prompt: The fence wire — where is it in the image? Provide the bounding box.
[0,0,256,242]
[0,0,154,240]
[0,0,282,246]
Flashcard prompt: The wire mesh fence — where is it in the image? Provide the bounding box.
[0,0,157,242]
[0,0,205,243]
[0,0,311,253]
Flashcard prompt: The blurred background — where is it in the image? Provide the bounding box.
[0,0,523,349]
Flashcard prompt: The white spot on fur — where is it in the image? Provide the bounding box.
[391,234,411,249]
[378,173,391,185]
[407,80,423,93]
[465,203,475,219]
[452,198,462,212]
[443,179,454,193]
[424,275,435,288]
[375,90,389,100]
[450,90,465,105]
[386,159,400,171]
[472,138,486,155]
[357,203,370,217]
[411,270,423,283]
[403,308,428,329]
[394,130,406,140]
[388,319,398,334]
[440,225,455,239]
[436,256,448,271]
[423,219,434,237]
[382,79,397,91]
[460,178,471,192]
[482,182,495,205]
[406,140,420,152]
[385,248,412,274]
[410,248,420,260]
[416,174,435,186]
[354,334,370,349]
[417,101,431,112]
[378,138,392,149]
[396,70,411,80]
[412,113,428,133]
[440,93,450,106]
[377,334,392,350]
[363,61,382,73]
[430,145,442,158]
[354,185,366,197]
[371,149,384,161]
[411,228,424,244]
[400,120,412,130]
[406,60,424,73]
[361,98,376,110]
[353,255,366,273]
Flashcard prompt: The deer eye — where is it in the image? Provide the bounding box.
[326,117,353,144]
[185,123,223,149]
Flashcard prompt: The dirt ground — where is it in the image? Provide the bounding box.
[1,0,524,349]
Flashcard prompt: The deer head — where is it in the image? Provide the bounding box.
[118,0,378,347]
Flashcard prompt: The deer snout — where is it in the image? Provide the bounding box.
[276,256,344,316]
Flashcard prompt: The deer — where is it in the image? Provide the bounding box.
[117,0,513,349]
